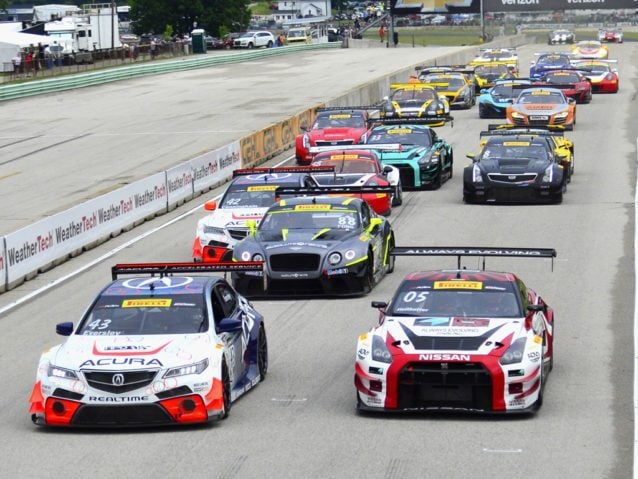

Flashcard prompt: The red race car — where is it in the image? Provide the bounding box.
[309,149,403,216]
[572,60,619,93]
[536,70,592,104]
[295,108,370,165]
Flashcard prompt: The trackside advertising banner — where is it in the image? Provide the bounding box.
[5,172,167,284]
[393,0,633,12]
[166,162,194,206]
[192,141,241,194]
[0,236,6,291]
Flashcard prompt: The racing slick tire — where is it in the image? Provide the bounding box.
[478,105,488,118]
[392,181,403,206]
[432,165,442,190]
[258,325,268,381]
[553,190,563,204]
[220,360,232,419]
[361,253,375,294]
[386,236,395,274]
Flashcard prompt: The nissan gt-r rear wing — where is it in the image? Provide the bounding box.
[232,166,335,178]
[390,246,557,270]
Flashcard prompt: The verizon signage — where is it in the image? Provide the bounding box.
[485,0,634,11]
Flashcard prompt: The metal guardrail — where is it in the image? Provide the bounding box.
[0,43,341,101]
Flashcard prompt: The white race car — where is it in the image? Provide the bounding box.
[193,167,326,262]
[29,262,268,427]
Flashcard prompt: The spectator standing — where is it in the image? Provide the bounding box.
[379,25,385,43]
[12,51,21,75]
[24,50,33,76]
[150,38,157,59]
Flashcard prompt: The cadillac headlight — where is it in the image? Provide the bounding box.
[48,364,79,380]
[472,163,483,183]
[164,358,209,378]
[302,133,310,149]
[328,252,342,265]
[371,335,392,363]
[499,337,527,365]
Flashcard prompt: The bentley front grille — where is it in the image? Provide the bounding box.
[269,253,320,271]
[83,369,158,394]
[397,361,493,411]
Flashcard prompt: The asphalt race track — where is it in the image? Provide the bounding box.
[0,42,636,479]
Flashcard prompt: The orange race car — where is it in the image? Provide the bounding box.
[506,87,576,130]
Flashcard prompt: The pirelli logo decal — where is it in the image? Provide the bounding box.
[329,114,351,119]
[247,185,277,191]
[503,141,530,146]
[122,299,172,308]
[433,281,482,290]
[294,204,331,211]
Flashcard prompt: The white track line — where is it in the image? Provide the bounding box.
[634,138,638,479]
[0,155,294,316]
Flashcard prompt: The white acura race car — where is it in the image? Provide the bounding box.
[29,262,267,427]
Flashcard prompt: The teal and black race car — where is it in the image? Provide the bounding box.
[362,119,454,189]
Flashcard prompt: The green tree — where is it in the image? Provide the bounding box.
[0,0,10,12]
[129,0,250,37]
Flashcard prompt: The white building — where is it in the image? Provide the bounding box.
[273,1,332,23]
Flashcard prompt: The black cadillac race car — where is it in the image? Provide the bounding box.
[463,128,567,204]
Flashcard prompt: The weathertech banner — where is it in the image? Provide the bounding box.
[0,236,6,292]
[4,172,168,285]
[191,141,241,194]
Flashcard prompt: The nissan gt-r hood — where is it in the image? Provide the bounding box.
[309,128,366,142]
[51,334,213,370]
[383,315,524,355]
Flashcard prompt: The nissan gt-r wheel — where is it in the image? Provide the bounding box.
[258,325,268,381]
[220,360,232,419]
[392,181,403,206]
[432,165,442,189]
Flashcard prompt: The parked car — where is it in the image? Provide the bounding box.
[205,35,224,49]
[234,31,275,49]
[221,32,245,49]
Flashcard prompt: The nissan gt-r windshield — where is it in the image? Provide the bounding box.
[366,128,432,148]
[313,113,366,129]
[389,289,522,318]
[78,294,207,335]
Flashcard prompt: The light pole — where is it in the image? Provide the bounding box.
[480,0,485,43]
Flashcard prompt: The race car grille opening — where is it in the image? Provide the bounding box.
[72,405,173,426]
[52,388,84,401]
[270,253,320,271]
[394,165,415,187]
[487,173,538,184]
[398,362,492,410]
[228,228,249,240]
[83,369,158,394]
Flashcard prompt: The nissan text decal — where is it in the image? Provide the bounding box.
[122,277,193,290]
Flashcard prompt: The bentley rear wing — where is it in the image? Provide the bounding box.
[390,246,557,270]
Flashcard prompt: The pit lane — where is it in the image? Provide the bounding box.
[0,42,635,478]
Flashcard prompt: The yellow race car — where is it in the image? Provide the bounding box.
[570,40,609,60]
[419,72,476,109]
[473,62,517,93]
[379,83,451,125]
[468,48,519,73]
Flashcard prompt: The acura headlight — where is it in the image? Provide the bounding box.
[472,163,483,183]
[48,364,79,380]
[542,165,553,183]
[499,337,527,365]
[371,335,392,363]
[328,252,342,265]
[164,358,209,378]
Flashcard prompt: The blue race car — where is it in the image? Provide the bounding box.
[529,53,573,79]
[478,79,533,118]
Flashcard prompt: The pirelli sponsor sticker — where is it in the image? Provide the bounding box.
[122,299,172,308]
[294,204,331,211]
[247,185,277,192]
[531,91,551,95]
[503,141,530,146]
[388,129,413,135]
[329,154,360,160]
[329,114,351,119]
[433,281,483,290]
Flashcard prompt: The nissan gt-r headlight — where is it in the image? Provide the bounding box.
[499,337,527,365]
[472,163,483,183]
[164,358,210,378]
[48,364,79,380]
[542,165,554,183]
[371,335,392,363]
[328,252,342,265]
[418,152,437,165]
